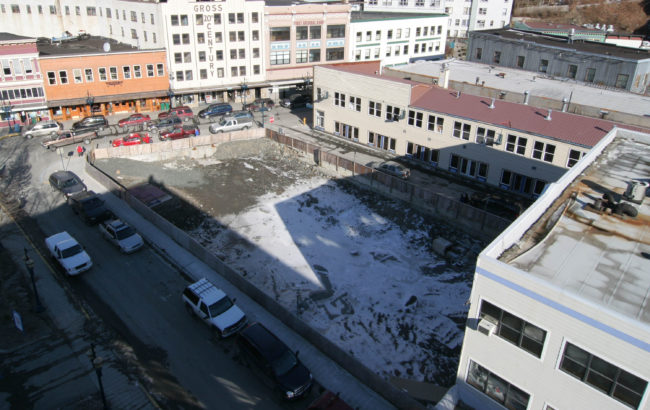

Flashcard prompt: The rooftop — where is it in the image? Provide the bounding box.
[473,28,650,61]
[351,11,446,21]
[0,32,35,43]
[322,61,629,148]
[36,35,159,57]
[503,130,650,324]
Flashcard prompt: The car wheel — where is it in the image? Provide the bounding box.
[26,133,33,139]
[84,139,91,144]
[243,125,250,130]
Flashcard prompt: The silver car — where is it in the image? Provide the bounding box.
[376,161,411,179]
[22,120,62,138]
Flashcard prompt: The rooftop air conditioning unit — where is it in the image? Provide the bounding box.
[477,318,497,336]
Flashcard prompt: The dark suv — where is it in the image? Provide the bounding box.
[237,323,313,400]
[198,103,233,119]
[67,191,113,225]
[71,115,107,133]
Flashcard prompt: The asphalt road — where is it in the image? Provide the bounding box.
[4,129,320,408]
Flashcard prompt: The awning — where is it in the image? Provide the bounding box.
[47,90,169,108]
[170,81,271,95]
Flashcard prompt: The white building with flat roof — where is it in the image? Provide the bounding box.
[350,12,447,65]
[362,0,512,38]
[454,127,650,409]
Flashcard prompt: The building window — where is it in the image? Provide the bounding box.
[516,56,525,68]
[47,71,56,85]
[615,74,629,89]
[87,7,96,16]
[480,300,547,357]
[130,11,136,22]
[270,51,290,65]
[270,27,290,41]
[309,49,321,62]
[326,48,344,61]
[539,59,549,73]
[252,30,259,41]
[349,96,361,112]
[567,64,577,79]
[453,121,471,140]
[176,71,184,81]
[180,15,188,25]
[298,26,309,40]
[98,67,107,81]
[231,67,238,77]
[466,361,530,409]
[532,141,555,163]
[253,48,260,58]
[296,50,308,63]
[197,33,205,44]
[75,6,80,16]
[172,34,180,45]
[171,15,179,25]
[213,13,221,24]
[506,134,527,155]
[73,69,83,83]
[238,31,245,41]
[157,63,164,76]
[560,343,647,409]
[327,25,345,38]
[369,101,382,117]
[476,127,496,145]
[567,149,584,168]
[182,34,190,44]
[217,68,224,78]
[310,25,321,39]
[253,65,260,75]
[386,105,400,121]
[50,5,56,14]
[475,47,482,60]
[216,50,223,61]
[198,51,206,62]
[334,92,346,107]
[58,70,68,84]
[368,131,396,152]
[493,51,501,64]
[185,70,193,81]
[200,69,207,79]
[427,115,444,132]
[585,68,596,83]
[252,12,259,23]
[408,110,423,127]
[131,29,138,40]
[150,13,155,24]
[334,122,359,140]
[215,32,223,43]
[109,67,118,80]
[229,49,237,59]
[146,64,154,77]
[196,14,203,25]
[84,68,94,82]
[237,12,244,23]
[131,65,140,78]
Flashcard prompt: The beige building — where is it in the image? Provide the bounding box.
[312,61,624,197]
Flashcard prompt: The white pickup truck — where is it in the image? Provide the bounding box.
[45,231,92,276]
[182,278,248,338]
[208,117,252,134]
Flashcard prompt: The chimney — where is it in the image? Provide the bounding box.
[546,109,552,121]
[561,97,569,112]
[456,90,461,99]
[489,98,495,109]
[440,63,450,89]
[523,90,530,105]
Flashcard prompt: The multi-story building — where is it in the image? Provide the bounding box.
[349,12,447,66]
[362,0,512,39]
[0,32,48,128]
[38,36,168,120]
[454,126,650,409]
[468,29,650,94]
[312,61,625,198]
[0,1,163,50]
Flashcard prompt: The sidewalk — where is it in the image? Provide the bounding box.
[0,205,155,409]
[64,147,396,410]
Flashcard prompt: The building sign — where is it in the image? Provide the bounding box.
[296,41,308,49]
[310,41,321,48]
[296,20,323,26]
[193,4,224,13]
[326,39,345,48]
[270,42,291,51]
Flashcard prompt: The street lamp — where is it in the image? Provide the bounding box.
[167,87,175,109]
[240,81,248,107]
[23,248,45,313]
[87,343,108,409]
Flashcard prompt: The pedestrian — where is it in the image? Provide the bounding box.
[76,145,84,157]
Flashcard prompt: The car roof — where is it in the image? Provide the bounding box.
[51,170,78,180]
[106,219,129,230]
[240,323,287,360]
[187,278,226,305]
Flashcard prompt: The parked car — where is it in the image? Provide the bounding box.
[281,94,311,109]
[159,125,198,141]
[158,106,194,121]
[148,115,182,131]
[118,113,151,127]
[49,170,87,197]
[198,103,233,119]
[222,110,254,122]
[42,130,98,149]
[98,219,144,254]
[376,161,410,179]
[182,278,248,338]
[111,132,152,147]
[208,118,252,134]
[237,323,313,400]
[67,191,113,225]
[71,115,107,133]
[22,120,62,138]
[243,98,274,112]
[45,231,92,276]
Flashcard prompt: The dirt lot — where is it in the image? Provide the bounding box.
[95,138,482,386]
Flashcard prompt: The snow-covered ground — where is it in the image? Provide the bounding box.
[191,166,482,385]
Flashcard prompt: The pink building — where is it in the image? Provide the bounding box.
[0,33,48,128]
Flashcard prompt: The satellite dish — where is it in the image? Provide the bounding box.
[103,42,111,53]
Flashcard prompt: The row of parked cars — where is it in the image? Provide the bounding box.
[46,169,315,401]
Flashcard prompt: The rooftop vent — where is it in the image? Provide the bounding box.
[523,90,530,105]
[456,91,461,99]
[562,97,569,112]
[624,180,648,204]
[489,98,495,109]
[545,109,552,121]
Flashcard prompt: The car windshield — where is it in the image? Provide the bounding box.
[61,244,82,258]
[219,119,227,126]
[61,177,79,188]
[208,296,234,317]
[271,349,298,376]
[115,226,136,240]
